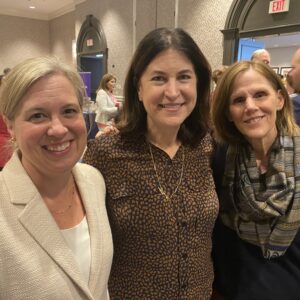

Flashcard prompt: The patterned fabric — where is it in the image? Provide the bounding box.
[221,133,300,258]
[83,133,219,300]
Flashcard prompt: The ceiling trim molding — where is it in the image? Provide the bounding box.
[0,0,86,21]
[49,3,75,20]
[0,9,49,20]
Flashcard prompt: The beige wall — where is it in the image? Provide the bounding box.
[50,12,75,66]
[0,15,50,72]
[101,0,133,91]
[136,0,175,46]
[74,0,232,94]
[0,0,233,90]
[178,0,234,71]
[0,12,75,72]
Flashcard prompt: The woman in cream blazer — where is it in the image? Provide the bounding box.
[0,154,113,299]
[0,56,113,300]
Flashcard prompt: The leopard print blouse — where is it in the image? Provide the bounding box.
[83,133,219,299]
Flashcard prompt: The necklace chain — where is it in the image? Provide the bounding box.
[50,181,76,215]
[148,143,184,201]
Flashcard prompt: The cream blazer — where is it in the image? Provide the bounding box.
[0,152,113,300]
[95,89,118,124]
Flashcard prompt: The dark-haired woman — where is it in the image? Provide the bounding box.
[83,27,218,299]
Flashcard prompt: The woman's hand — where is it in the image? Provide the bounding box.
[95,125,119,138]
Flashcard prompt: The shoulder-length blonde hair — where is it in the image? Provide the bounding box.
[211,60,298,145]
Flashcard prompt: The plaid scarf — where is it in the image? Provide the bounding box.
[221,134,300,258]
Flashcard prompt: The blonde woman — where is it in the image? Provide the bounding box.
[0,57,113,299]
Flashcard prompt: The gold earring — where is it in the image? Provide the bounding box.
[10,136,16,143]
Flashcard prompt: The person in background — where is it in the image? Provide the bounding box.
[0,67,11,88]
[289,48,300,126]
[211,66,228,103]
[285,73,295,95]
[95,73,120,132]
[212,67,227,87]
[3,67,11,76]
[251,48,271,65]
[0,114,11,170]
[83,27,218,299]
[211,60,300,300]
[285,74,300,126]
[0,56,113,299]
[0,74,12,170]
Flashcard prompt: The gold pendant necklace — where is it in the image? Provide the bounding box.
[50,181,76,215]
[148,143,184,201]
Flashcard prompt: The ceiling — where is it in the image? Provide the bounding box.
[0,0,86,20]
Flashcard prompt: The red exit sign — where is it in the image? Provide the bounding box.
[269,0,290,14]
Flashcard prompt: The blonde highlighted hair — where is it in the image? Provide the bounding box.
[0,56,86,121]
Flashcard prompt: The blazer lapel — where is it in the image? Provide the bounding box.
[3,153,93,299]
[73,166,102,293]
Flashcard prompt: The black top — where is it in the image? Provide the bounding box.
[212,144,300,300]
[213,219,300,300]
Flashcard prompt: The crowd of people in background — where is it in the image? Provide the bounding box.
[1,28,300,300]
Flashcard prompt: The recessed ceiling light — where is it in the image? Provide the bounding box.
[29,6,36,9]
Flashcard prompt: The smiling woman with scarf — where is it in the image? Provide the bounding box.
[211,60,300,300]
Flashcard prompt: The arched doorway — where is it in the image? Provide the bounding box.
[222,0,300,65]
[77,15,108,139]
[77,14,107,100]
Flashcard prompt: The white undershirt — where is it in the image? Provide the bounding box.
[61,216,91,283]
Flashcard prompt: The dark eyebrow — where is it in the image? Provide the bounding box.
[178,69,194,74]
[150,69,194,76]
[150,70,165,75]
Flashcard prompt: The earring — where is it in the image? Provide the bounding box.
[10,136,16,143]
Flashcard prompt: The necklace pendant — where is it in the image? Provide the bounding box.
[158,186,169,201]
[158,186,165,195]
[149,142,184,203]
